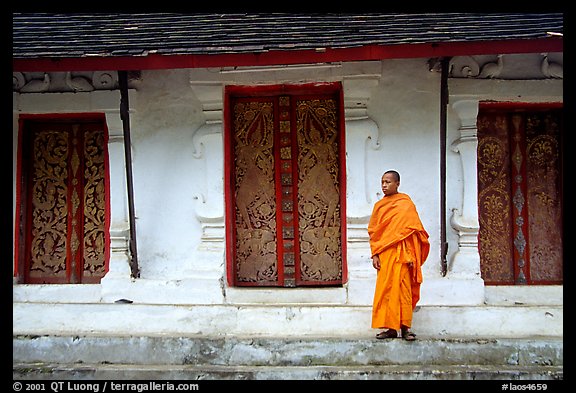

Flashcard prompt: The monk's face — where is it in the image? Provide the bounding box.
[381,173,399,196]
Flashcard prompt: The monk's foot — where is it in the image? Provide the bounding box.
[376,329,398,339]
[401,325,417,341]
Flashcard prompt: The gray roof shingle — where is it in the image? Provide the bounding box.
[13,13,564,59]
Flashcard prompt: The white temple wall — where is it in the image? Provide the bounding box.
[12,59,563,312]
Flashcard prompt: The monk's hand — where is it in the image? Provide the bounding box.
[372,255,380,270]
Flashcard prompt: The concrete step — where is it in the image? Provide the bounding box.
[13,334,563,380]
[13,363,563,380]
[12,302,563,338]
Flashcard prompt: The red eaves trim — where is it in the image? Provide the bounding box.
[12,38,562,72]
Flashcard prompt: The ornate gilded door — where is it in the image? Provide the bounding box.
[225,84,347,287]
[18,118,109,284]
[477,106,563,285]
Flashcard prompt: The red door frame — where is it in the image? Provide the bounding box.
[14,113,111,284]
[224,82,348,287]
[477,101,563,285]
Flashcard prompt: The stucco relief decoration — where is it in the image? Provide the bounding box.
[13,71,125,93]
[296,99,342,282]
[233,101,278,282]
[189,81,225,245]
[448,56,481,78]
[448,54,563,79]
[92,71,117,89]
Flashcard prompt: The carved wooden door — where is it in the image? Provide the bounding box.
[477,105,563,285]
[18,117,109,284]
[225,84,347,287]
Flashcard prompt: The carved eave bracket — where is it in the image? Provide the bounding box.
[13,71,142,93]
[445,53,563,80]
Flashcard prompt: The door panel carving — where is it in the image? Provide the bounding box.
[21,119,108,284]
[296,98,342,283]
[227,85,346,287]
[477,114,514,283]
[232,99,279,284]
[524,112,563,282]
[477,107,562,285]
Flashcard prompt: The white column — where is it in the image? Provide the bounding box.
[189,81,225,249]
[420,99,485,306]
[191,123,225,247]
[342,75,381,305]
[183,79,227,304]
[101,111,132,282]
[449,100,482,278]
[342,75,381,243]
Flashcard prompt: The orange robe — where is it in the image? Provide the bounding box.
[368,192,430,330]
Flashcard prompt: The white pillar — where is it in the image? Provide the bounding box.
[184,79,226,304]
[342,75,381,243]
[342,75,381,305]
[449,100,482,278]
[100,111,133,299]
[191,123,225,247]
[189,81,225,249]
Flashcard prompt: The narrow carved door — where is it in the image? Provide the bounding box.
[477,105,563,285]
[225,84,347,287]
[18,117,109,284]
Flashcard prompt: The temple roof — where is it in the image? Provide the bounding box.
[13,13,563,59]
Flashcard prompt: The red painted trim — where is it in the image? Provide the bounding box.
[13,38,562,72]
[101,119,112,275]
[337,86,348,285]
[223,90,235,287]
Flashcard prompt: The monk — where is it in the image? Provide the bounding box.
[368,170,430,341]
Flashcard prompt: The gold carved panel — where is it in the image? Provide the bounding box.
[232,100,278,283]
[83,128,107,278]
[477,108,563,285]
[23,121,108,284]
[525,111,563,282]
[477,113,515,283]
[228,89,345,287]
[29,130,70,279]
[296,98,342,282]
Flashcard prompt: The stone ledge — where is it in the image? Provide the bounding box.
[13,363,564,381]
[13,302,563,338]
[14,335,563,367]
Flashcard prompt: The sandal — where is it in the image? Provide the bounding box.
[401,326,417,341]
[376,329,398,339]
